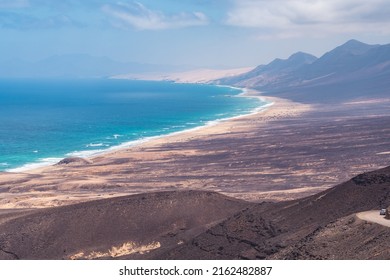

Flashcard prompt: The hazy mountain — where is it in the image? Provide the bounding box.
[220,51,317,88]
[218,39,390,103]
[0,54,191,78]
[252,51,317,73]
[299,39,388,81]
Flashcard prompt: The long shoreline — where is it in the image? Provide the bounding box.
[86,89,309,167]
[4,85,272,173]
[88,87,275,162]
[86,87,278,163]
[0,86,315,208]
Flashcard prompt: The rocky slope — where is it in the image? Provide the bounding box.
[0,191,250,260]
[161,166,390,259]
[0,167,389,260]
[218,40,390,103]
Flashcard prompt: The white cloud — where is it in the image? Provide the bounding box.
[226,0,390,38]
[102,1,209,30]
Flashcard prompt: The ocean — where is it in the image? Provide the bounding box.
[0,79,268,172]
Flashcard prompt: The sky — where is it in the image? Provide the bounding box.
[1,0,390,68]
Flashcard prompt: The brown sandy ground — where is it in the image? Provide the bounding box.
[0,91,389,208]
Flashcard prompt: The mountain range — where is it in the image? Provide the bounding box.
[2,39,389,102]
[218,39,390,103]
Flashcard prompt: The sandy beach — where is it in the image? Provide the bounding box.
[0,89,307,207]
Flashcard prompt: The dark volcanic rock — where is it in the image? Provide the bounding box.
[0,190,250,260]
[160,166,390,260]
[273,215,390,260]
[352,172,390,186]
[56,157,92,166]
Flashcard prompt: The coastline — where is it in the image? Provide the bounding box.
[85,89,288,163]
[0,86,313,208]
[4,85,271,173]
[88,88,278,160]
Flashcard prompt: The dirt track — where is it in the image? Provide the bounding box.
[357,211,390,228]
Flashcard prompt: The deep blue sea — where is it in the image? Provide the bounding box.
[0,79,267,172]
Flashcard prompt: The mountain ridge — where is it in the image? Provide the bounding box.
[161,166,390,260]
[217,39,390,103]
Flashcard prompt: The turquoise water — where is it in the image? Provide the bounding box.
[0,79,267,172]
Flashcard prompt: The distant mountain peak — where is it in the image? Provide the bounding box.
[344,39,366,46]
[217,39,390,99]
[289,51,315,58]
[288,52,317,63]
[335,39,378,55]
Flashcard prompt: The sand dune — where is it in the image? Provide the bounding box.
[112,67,255,84]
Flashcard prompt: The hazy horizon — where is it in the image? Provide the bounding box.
[1,0,390,69]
